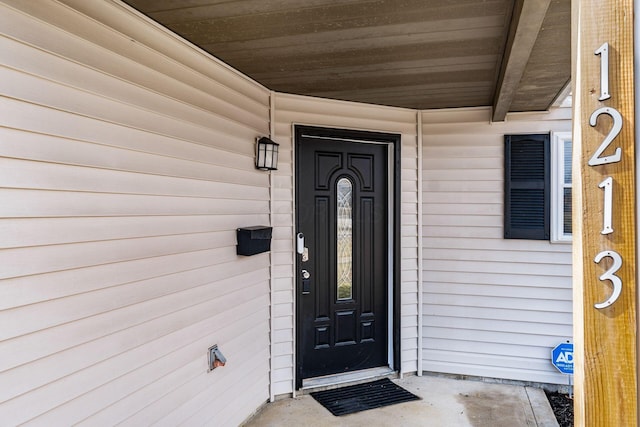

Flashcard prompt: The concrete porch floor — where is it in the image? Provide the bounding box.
[244,376,560,427]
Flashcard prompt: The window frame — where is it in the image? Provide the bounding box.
[551,131,573,243]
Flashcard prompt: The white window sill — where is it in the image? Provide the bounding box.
[550,237,572,244]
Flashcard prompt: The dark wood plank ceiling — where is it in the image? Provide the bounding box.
[124,0,570,118]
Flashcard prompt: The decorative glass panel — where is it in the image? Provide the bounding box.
[337,178,353,300]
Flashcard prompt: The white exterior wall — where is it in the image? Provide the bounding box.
[0,0,576,422]
[272,93,421,394]
[0,1,272,425]
[421,107,573,384]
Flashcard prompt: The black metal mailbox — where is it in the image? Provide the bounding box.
[236,226,272,256]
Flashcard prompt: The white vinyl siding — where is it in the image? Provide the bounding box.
[0,1,271,425]
[1,1,576,422]
[421,107,573,385]
[272,93,421,394]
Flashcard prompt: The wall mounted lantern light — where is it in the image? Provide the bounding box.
[256,136,279,171]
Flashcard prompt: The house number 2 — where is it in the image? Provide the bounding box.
[590,42,623,310]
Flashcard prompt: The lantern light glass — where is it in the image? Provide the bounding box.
[256,137,279,170]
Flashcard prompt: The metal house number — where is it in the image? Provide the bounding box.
[590,42,623,310]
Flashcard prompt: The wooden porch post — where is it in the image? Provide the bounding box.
[572,1,637,425]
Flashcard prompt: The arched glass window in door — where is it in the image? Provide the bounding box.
[336,177,353,300]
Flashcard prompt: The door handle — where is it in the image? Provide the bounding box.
[296,233,305,254]
[301,269,311,294]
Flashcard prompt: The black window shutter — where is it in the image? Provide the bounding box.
[504,134,550,240]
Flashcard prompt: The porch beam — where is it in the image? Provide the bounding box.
[572,0,637,425]
[491,0,551,122]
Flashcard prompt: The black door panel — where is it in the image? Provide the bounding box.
[296,129,389,383]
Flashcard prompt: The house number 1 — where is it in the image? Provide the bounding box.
[590,42,623,310]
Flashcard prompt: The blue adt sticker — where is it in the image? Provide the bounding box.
[551,342,573,375]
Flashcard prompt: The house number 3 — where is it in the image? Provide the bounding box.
[590,42,623,310]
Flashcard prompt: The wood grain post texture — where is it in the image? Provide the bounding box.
[573,1,637,425]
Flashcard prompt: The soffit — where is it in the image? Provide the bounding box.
[124,0,570,118]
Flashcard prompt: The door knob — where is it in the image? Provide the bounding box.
[301,269,311,294]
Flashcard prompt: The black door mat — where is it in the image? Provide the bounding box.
[310,378,420,416]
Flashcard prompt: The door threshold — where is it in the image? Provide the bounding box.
[300,367,396,394]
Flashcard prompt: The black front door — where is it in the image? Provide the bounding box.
[295,126,394,386]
